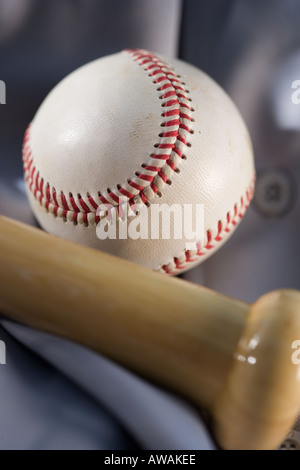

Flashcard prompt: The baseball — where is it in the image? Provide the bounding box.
[22,49,255,275]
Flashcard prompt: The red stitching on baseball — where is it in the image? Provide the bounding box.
[23,49,193,220]
[160,176,255,275]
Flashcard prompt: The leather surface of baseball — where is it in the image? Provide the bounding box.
[23,49,255,274]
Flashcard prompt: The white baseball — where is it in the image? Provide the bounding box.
[23,49,255,274]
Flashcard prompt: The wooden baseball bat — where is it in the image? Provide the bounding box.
[0,214,299,450]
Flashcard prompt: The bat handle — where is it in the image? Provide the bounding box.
[213,289,300,449]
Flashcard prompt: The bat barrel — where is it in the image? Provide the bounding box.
[0,215,248,407]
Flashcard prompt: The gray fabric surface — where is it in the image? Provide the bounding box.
[0,324,137,450]
[1,320,213,450]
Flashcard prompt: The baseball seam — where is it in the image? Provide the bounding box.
[159,176,255,274]
[23,48,194,226]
